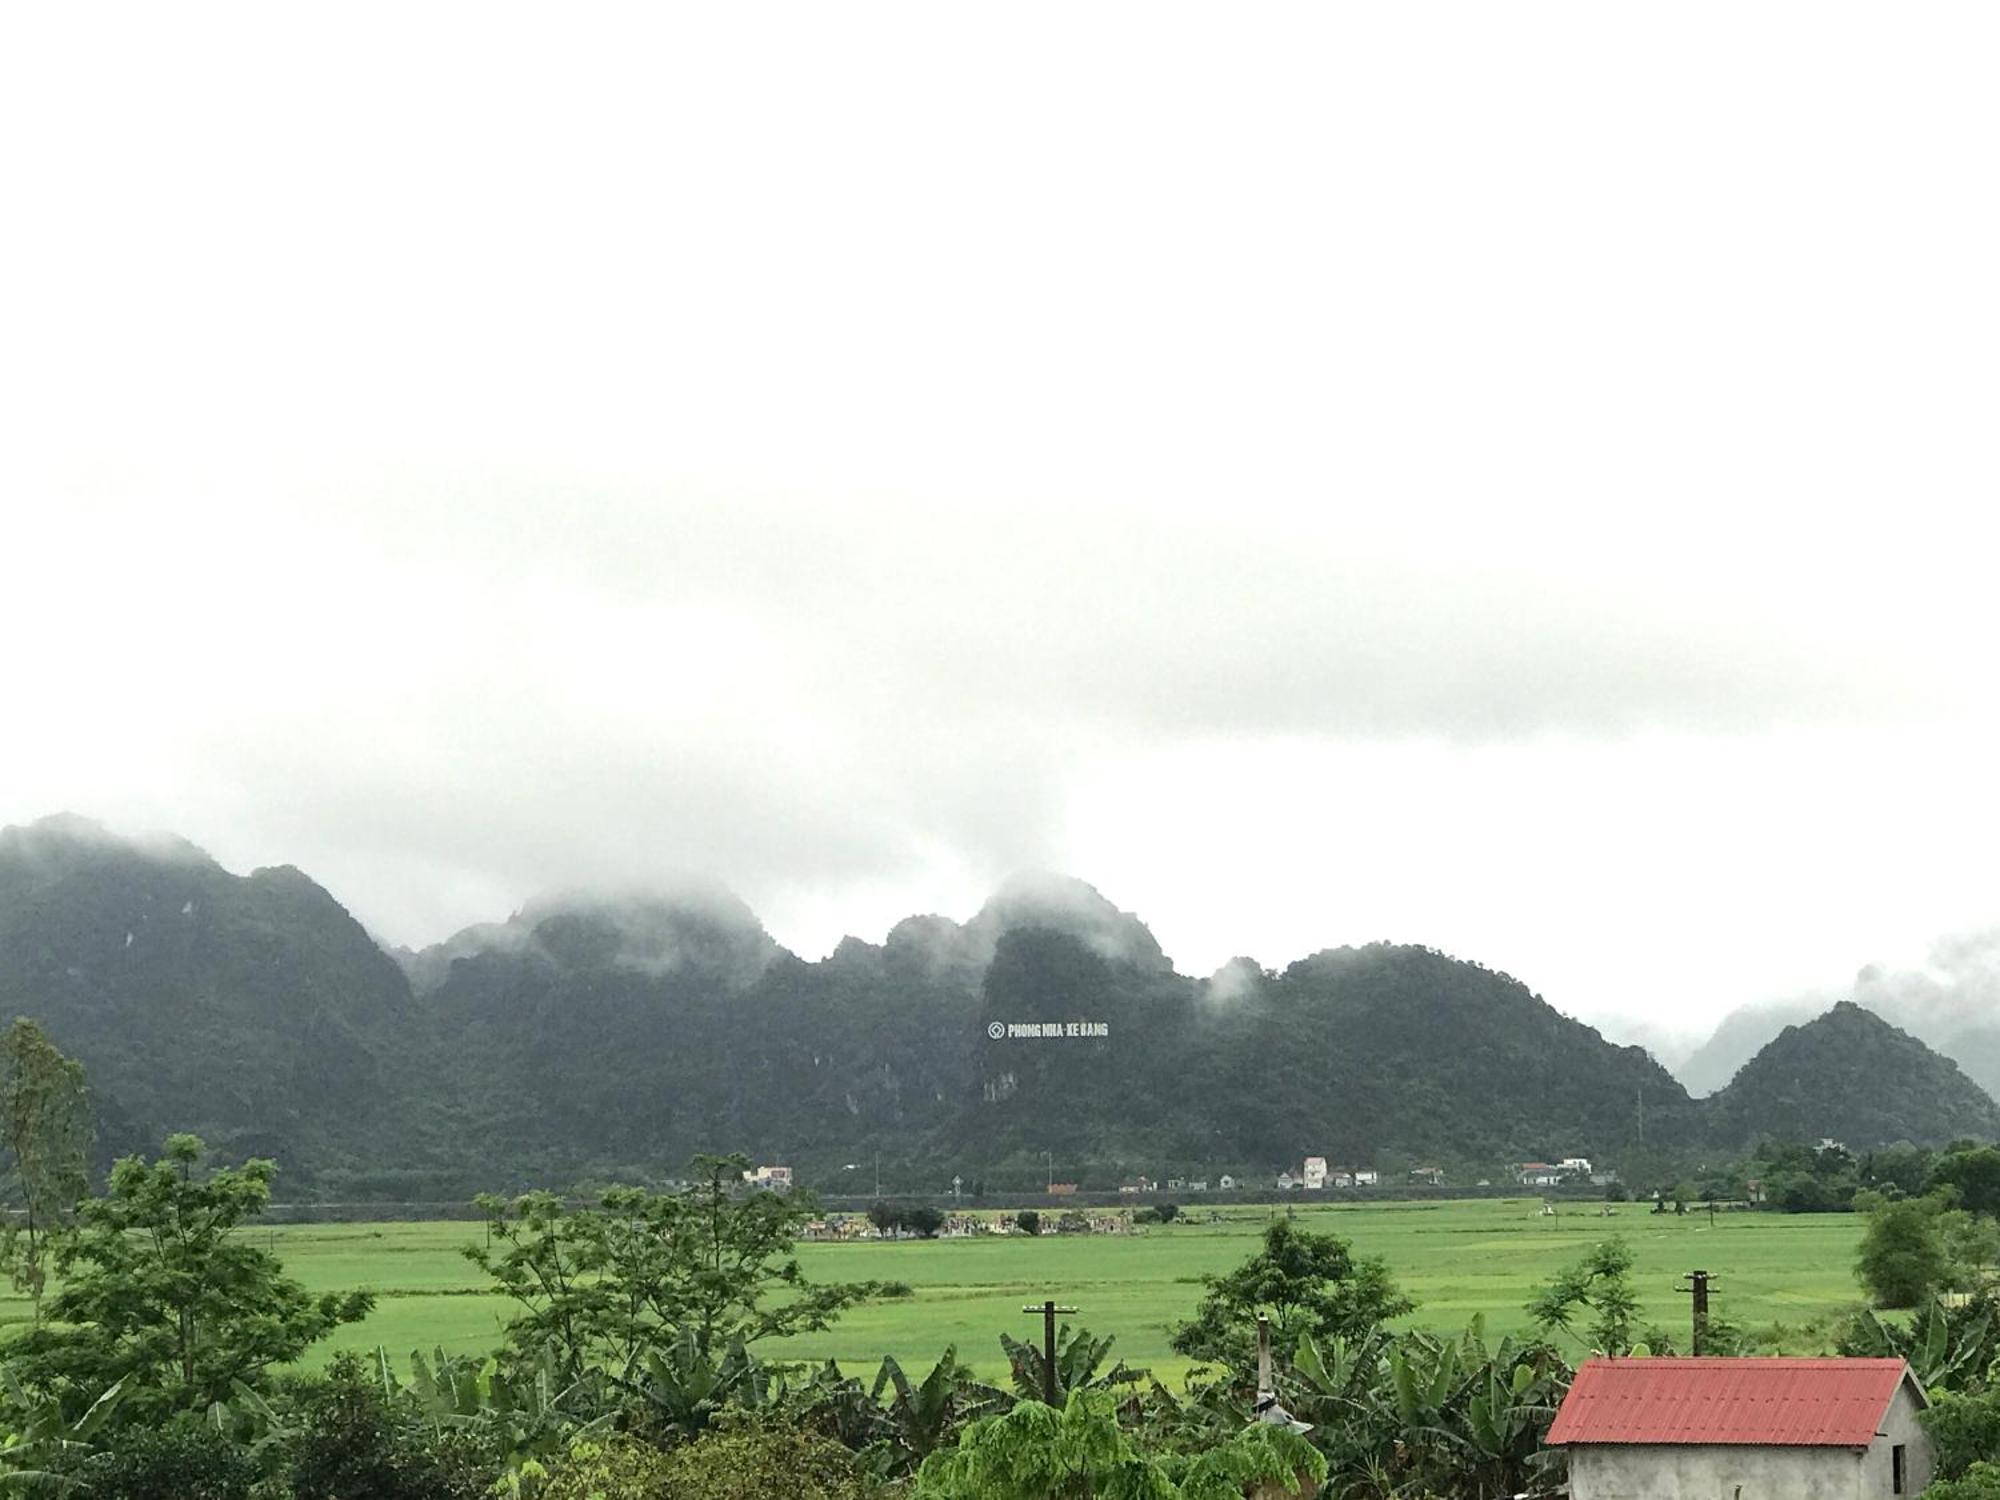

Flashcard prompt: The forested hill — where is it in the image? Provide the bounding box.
[1704,1001,2000,1148]
[0,815,1990,1199]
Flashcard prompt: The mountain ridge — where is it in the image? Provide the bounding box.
[2,815,1992,1198]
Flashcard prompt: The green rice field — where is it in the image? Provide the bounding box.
[0,1199,1871,1385]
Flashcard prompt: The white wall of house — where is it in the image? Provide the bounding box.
[1569,1443,1865,1499]
[1860,1382,1933,1498]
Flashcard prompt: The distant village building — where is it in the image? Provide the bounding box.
[1560,1156,1593,1176]
[1048,1182,1079,1196]
[1409,1165,1445,1185]
[1218,1174,1237,1190]
[1185,1179,1208,1192]
[1518,1162,1563,1187]
[1302,1156,1329,1190]
[1275,1171,1299,1191]
[1548,1357,1931,1500]
[743,1165,793,1191]
[1118,1177,1158,1195]
[1328,1167,1355,1189]
[1352,1169,1379,1187]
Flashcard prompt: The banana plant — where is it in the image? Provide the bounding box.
[871,1347,1011,1464]
[1845,1294,1995,1391]
[1000,1324,1144,1406]
[628,1330,766,1440]
[0,1369,128,1492]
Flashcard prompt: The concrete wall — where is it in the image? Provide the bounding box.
[1860,1382,1934,1497]
[1570,1443,1864,1500]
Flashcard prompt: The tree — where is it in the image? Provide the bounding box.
[468,1153,895,1383]
[1170,1219,1413,1368]
[1933,1146,2000,1218]
[1528,1239,1638,1354]
[0,1017,93,1322]
[1857,1194,1950,1308]
[1014,1210,1041,1236]
[10,1134,372,1421]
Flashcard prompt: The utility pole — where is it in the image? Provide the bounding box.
[1678,1269,1715,1355]
[1046,1150,1054,1193]
[875,1150,881,1199]
[1021,1298,1078,1406]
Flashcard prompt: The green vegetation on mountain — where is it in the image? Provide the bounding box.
[1,815,1994,1198]
[1705,1001,2000,1151]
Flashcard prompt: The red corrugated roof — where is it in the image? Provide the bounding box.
[1545,1358,1917,1448]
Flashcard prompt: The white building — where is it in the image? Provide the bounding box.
[1560,1156,1593,1175]
[1352,1169,1378,1187]
[1302,1156,1328,1190]
[743,1165,793,1191]
[1218,1174,1237,1190]
[1549,1356,1932,1500]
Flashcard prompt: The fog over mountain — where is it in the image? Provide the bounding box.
[1677,928,2000,1100]
[5,813,1994,1201]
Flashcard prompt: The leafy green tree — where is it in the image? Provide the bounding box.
[1924,1386,2000,1483]
[1170,1219,1413,1368]
[1015,1210,1041,1236]
[1933,1146,2000,1218]
[0,1017,93,1322]
[1528,1239,1639,1354]
[1928,1463,2000,1500]
[468,1153,894,1383]
[1857,1194,1950,1308]
[10,1134,371,1421]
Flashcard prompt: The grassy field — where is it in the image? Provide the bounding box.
[0,1199,1871,1385]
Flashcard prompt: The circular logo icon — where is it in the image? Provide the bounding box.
[986,1021,1006,1040]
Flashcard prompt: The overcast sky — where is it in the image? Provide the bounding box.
[5,5,1998,1049]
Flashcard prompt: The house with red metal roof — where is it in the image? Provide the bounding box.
[1547,1357,1932,1499]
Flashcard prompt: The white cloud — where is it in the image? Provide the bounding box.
[3,3,1997,1040]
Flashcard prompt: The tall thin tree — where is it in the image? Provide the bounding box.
[0,1018,94,1323]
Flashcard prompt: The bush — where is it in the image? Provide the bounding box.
[65,1421,261,1500]
[543,1437,674,1500]
[545,1426,866,1500]
[655,1424,868,1500]
[284,1357,491,1500]
[1928,1462,2000,1499]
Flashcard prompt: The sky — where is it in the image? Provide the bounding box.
[4,5,1998,1053]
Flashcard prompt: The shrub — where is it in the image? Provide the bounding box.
[654,1424,868,1500]
[64,1421,261,1500]
[544,1427,866,1500]
[284,1357,491,1500]
[542,1437,674,1500]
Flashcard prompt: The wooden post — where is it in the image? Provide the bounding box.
[1679,1269,1715,1354]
